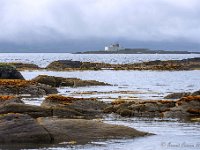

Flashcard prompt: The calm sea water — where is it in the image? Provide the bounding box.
[0,53,199,67]
[1,53,200,150]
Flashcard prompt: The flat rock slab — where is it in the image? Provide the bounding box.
[38,117,150,144]
[33,75,110,87]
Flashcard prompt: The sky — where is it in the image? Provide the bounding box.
[0,0,200,52]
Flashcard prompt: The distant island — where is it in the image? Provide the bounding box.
[75,43,200,54]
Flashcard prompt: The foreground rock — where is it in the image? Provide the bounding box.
[37,117,150,144]
[0,64,24,79]
[0,113,150,144]
[42,95,108,119]
[104,96,200,119]
[33,75,110,87]
[46,57,200,71]
[0,80,57,97]
[0,95,151,144]
[0,113,51,143]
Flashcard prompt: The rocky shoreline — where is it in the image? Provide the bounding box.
[45,57,200,71]
[0,59,199,146]
[0,95,150,144]
[33,75,110,87]
[0,64,151,145]
[1,57,200,71]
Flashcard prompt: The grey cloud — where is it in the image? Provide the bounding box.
[0,0,200,49]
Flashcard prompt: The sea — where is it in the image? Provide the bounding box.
[0,53,199,150]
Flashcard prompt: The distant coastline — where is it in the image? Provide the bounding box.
[75,48,200,54]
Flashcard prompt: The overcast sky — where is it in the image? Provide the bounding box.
[0,0,200,52]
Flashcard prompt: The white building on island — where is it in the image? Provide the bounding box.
[105,43,124,51]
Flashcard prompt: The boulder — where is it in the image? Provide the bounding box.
[163,96,200,118]
[42,95,108,119]
[0,64,24,79]
[37,117,150,144]
[109,100,175,117]
[9,63,41,70]
[106,96,200,119]
[46,60,114,71]
[164,89,200,99]
[0,80,58,97]
[0,113,151,144]
[191,90,200,96]
[0,113,51,143]
[33,75,110,87]
[46,60,83,70]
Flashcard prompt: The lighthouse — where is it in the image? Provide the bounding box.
[105,43,124,51]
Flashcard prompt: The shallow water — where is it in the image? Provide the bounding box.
[22,70,200,105]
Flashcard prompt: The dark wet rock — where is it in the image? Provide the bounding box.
[164,89,200,99]
[46,60,113,71]
[191,90,200,96]
[0,64,24,79]
[104,99,175,118]
[33,75,110,87]
[37,117,150,144]
[164,92,191,99]
[0,103,52,118]
[123,57,200,70]
[9,63,41,70]
[105,96,200,119]
[0,113,51,143]
[0,80,58,97]
[42,95,108,119]
[0,113,151,144]
[46,60,83,70]
[163,96,200,118]
[46,57,200,71]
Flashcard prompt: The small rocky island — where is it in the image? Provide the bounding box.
[76,44,200,54]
